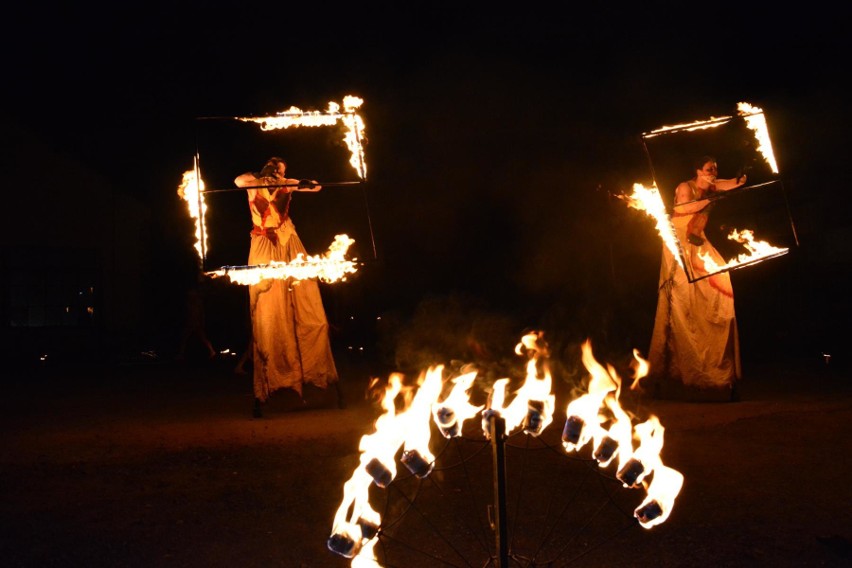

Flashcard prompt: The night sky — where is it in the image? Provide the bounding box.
[7,5,850,365]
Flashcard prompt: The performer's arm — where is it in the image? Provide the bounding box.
[714,174,747,191]
[672,182,708,214]
[234,172,259,188]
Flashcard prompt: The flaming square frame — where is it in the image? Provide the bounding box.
[639,103,797,283]
[182,96,371,271]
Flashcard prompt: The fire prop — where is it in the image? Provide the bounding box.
[625,101,791,279]
[237,95,367,180]
[176,165,360,283]
[619,182,683,269]
[205,234,358,285]
[698,228,788,273]
[328,333,684,566]
[620,182,789,276]
[642,101,778,174]
[178,96,370,280]
[176,157,208,262]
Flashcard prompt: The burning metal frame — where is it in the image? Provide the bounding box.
[634,102,797,283]
[176,96,372,282]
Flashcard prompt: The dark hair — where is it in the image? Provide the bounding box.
[259,156,287,178]
[265,157,287,168]
[694,155,716,171]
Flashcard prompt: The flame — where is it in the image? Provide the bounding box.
[643,114,732,138]
[330,334,685,564]
[328,374,405,560]
[562,339,619,452]
[697,228,788,273]
[351,539,382,567]
[399,366,445,471]
[432,370,483,438]
[643,102,779,175]
[595,388,633,469]
[617,416,666,487]
[634,464,685,528]
[206,234,358,285]
[329,367,454,563]
[737,102,779,173]
[619,183,683,269]
[629,349,650,391]
[484,332,555,437]
[238,96,367,179]
[176,157,208,261]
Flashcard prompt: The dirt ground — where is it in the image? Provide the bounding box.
[1,349,850,568]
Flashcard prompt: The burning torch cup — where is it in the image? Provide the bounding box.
[635,500,664,525]
[523,400,545,436]
[435,406,460,438]
[616,458,645,487]
[327,532,359,558]
[593,436,619,465]
[562,415,585,446]
[365,457,393,488]
[401,449,434,478]
[481,408,500,439]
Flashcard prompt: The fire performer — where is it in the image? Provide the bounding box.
[647,155,747,401]
[235,157,341,417]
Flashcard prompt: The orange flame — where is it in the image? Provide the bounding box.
[629,349,650,391]
[329,374,404,560]
[619,183,683,270]
[737,102,779,173]
[206,234,358,285]
[176,158,208,261]
[698,228,788,273]
[399,366,445,470]
[238,96,367,179]
[643,102,779,175]
[616,416,665,487]
[432,370,483,438]
[484,332,555,437]
[330,333,684,564]
[562,340,619,452]
[635,463,685,529]
[643,114,732,138]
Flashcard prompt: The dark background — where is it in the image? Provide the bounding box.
[4,3,849,373]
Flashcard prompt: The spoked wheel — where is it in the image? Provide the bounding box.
[343,417,645,567]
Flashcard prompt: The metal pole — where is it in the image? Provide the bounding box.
[778,180,800,247]
[641,115,733,138]
[488,414,508,567]
[200,181,362,194]
[194,150,206,269]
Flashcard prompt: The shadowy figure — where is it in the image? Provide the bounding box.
[176,284,216,362]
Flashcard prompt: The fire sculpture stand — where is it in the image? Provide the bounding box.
[487,413,509,567]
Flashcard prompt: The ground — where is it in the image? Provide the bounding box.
[1,350,850,567]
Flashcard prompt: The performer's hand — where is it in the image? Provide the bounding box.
[298,179,317,189]
[737,174,747,186]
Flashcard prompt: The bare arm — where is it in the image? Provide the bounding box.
[672,182,708,214]
[234,172,261,188]
[714,174,747,191]
[234,173,321,192]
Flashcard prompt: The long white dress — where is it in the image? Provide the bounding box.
[647,180,741,400]
[246,181,338,401]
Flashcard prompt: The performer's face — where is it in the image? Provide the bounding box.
[274,162,286,179]
[698,161,718,183]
